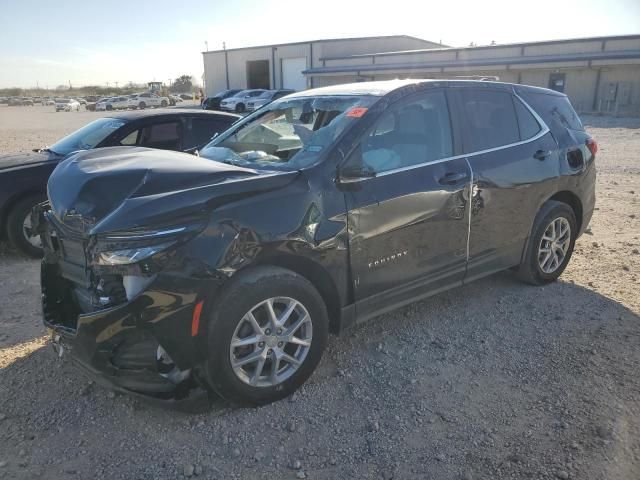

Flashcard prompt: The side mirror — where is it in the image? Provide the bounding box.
[337,165,376,184]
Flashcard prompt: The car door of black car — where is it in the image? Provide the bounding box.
[342,89,472,322]
[450,86,560,281]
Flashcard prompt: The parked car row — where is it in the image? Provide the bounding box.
[90,92,175,111]
[203,89,295,113]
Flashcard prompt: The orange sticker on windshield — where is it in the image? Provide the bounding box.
[346,107,368,118]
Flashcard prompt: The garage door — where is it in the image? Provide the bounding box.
[282,57,307,91]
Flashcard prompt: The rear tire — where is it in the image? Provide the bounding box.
[138,101,146,109]
[161,100,168,107]
[517,200,577,285]
[202,266,328,406]
[6,194,46,257]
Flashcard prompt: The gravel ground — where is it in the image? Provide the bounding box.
[0,105,638,480]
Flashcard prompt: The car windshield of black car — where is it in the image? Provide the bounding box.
[49,117,127,154]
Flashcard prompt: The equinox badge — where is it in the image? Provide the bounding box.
[368,250,408,269]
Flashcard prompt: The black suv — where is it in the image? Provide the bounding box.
[36,80,596,407]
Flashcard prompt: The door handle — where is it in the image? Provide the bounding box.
[438,171,468,185]
[533,149,550,161]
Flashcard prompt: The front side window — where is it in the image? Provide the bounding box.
[459,89,520,152]
[200,95,378,171]
[184,117,232,149]
[351,90,453,174]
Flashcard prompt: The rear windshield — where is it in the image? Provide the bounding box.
[521,92,583,131]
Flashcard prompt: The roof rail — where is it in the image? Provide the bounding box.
[453,75,500,81]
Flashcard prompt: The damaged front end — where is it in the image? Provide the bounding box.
[34,201,216,409]
[33,147,299,408]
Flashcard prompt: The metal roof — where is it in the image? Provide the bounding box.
[318,34,640,62]
[304,49,640,76]
[202,35,443,55]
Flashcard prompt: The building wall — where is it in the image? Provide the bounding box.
[312,36,640,114]
[203,35,640,115]
[203,36,441,96]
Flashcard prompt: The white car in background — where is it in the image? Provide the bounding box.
[105,96,130,110]
[55,98,81,112]
[219,89,266,113]
[129,92,169,109]
[95,98,114,111]
[246,89,296,111]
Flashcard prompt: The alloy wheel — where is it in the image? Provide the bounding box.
[538,217,571,274]
[229,297,312,387]
[22,212,42,249]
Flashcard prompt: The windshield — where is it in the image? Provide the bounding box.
[256,91,273,99]
[200,94,378,171]
[49,117,126,155]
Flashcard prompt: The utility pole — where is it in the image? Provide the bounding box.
[115,81,119,89]
[205,40,208,51]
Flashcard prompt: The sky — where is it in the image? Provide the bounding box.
[0,0,638,89]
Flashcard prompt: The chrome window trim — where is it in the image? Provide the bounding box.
[361,90,550,179]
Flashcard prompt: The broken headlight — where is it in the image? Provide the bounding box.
[93,219,206,267]
[96,241,175,266]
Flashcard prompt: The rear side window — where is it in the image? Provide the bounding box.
[459,89,520,152]
[184,117,232,149]
[138,122,181,151]
[513,97,541,140]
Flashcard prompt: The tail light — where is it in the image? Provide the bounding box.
[586,138,598,156]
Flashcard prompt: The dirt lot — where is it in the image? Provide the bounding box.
[0,105,638,480]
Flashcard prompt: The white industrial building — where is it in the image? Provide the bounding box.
[203,34,640,114]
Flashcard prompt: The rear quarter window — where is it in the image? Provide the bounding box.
[513,97,541,140]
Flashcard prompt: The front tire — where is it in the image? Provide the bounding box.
[6,194,46,257]
[235,103,245,113]
[138,101,146,109]
[202,266,328,406]
[517,200,577,285]
[161,100,168,107]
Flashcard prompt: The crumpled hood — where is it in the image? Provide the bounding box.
[47,146,298,234]
[0,150,57,171]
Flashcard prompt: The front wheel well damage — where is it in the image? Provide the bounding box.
[221,255,343,335]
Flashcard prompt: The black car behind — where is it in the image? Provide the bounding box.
[0,109,239,256]
[202,89,242,111]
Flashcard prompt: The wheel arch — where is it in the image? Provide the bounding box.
[0,189,47,238]
[519,190,583,265]
[230,253,344,335]
[547,190,583,232]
